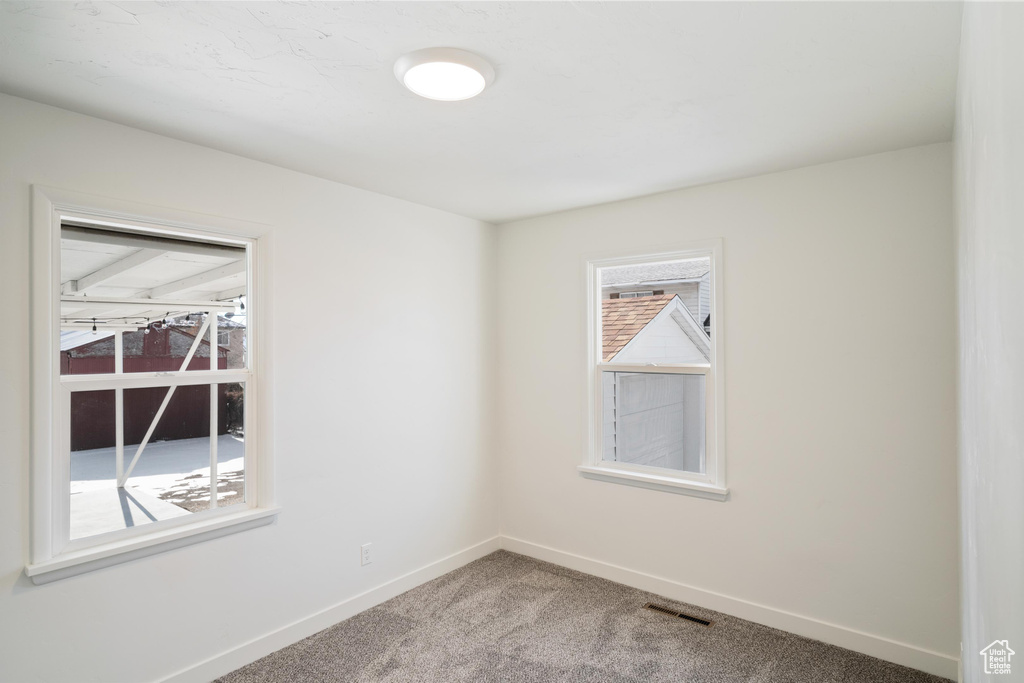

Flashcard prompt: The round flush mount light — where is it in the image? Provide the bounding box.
[395,47,494,101]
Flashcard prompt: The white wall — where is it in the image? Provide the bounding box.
[0,89,964,681]
[497,144,959,670]
[0,94,499,682]
[955,5,1024,681]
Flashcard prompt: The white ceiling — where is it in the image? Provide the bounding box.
[0,2,963,223]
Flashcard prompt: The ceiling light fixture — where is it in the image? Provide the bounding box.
[395,47,494,101]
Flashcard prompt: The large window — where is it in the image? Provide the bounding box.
[581,242,726,500]
[29,188,276,583]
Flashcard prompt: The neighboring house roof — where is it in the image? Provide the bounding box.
[601,260,710,287]
[171,313,246,332]
[602,294,710,362]
[62,313,243,355]
[62,325,224,357]
[60,330,115,351]
[602,294,673,361]
[215,316,247,329]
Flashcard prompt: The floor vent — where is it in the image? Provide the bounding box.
[643,602,713,626]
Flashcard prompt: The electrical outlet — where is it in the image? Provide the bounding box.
[360,543,372,566]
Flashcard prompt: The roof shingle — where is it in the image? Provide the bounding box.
[601,294,675,361]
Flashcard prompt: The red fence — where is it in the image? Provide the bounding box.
[64,355,237,452]
[70,383,232,451]
[62,354,225,375]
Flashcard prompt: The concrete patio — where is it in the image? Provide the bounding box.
[70,434,245,540]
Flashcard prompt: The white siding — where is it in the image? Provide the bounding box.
[601,373,617,462]
[612,310,707,364]
[603,372,704,472]
[605,281,700,318]
[698,272,711,326]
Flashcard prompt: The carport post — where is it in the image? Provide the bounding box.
[114,330,124,483]
[209,313,218,509]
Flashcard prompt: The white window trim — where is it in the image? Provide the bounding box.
[27,186,279,584]
[580,240,728,501]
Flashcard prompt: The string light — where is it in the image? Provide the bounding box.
[62,305,246,332]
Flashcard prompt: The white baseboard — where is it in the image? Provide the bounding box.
[500,536,959,680]
[160,536,501,683]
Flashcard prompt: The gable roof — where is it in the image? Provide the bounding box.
[60,330,116,352]
[600,260,710,287]
[602,294,677,361]
[61,325,225,357]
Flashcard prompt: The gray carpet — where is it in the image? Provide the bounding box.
[218,551,951,683]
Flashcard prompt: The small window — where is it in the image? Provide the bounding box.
[582,243,726,499]
[29,187,276,583]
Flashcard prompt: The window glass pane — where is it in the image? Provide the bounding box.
[69,390,117,540]
[68,382,249,540]
[599,257,711,364]
[59,224,247,374]
[122,385,215,516]
[217,382,246,509]
[69,388,209,539]
[220,297,247,371]
[61,332,116,375]
[602,372,705,474]
[69,385,214,540]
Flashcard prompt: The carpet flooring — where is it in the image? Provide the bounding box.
[218,551,951,683]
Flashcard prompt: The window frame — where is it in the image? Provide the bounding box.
[580,240,728,501]
[28,186,278,584]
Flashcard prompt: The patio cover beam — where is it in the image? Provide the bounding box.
[61,296,236,315]
[145,259,245,299]
[63,248,166,294]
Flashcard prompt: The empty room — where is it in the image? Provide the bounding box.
[0,2,1020,682]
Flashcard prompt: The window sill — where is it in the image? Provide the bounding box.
[577,465,729,501]
[25,506,280,585]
